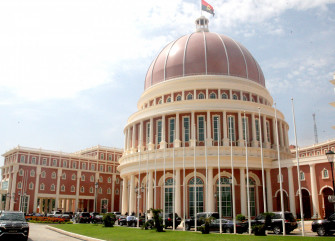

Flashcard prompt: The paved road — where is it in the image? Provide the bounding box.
[28,223,82,241]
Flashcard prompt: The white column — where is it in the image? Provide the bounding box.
[111,174,116,212]
[206,111,212,146]
[238,112,244,147]
[160,115,166,149]
[175,113,181,147]
[121,177,128,214]
[175,169,181,216]
[9,168,18,211]
[279,121,284,150]
[251,113,258,147]
[129,175,135,214]
[284,124,290,151]
[287,167,296,217]
[33,166,41,212]
[266,169,273,212]
[148,118,154,150]
[208,168,214,212]
[240,168,246,215]
[74,171,81,212]
[229,89,233,99]
[190,111,196,147]
[223,111,229,146]
[272,118,278,149]
[139,121,143,152]
[55,168,62,210]
[131,124,136,153]
[127,128,131,153]
[310,164,319,218]
[148,171,154,211]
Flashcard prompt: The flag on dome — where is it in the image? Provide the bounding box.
[201,0,215,16]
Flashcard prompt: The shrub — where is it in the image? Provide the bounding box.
[102,213,115,227]
[199,217,214,234]
[252,224,266,236]
[236,214,246,222]
[141,220,154,230]
[149,208,164,232]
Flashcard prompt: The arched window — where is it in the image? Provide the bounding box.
[232,94,238,100]
[40,183,45,191]
[29,182,34,190]
[62,173,66,180]
[176,95,182,101]
[17,182,22,189]
[81,186,85,193]
[221,93,228,99]
[41,171,46,178]
[187,93,193,100]
[90,187,94,193]
[99,187,102,194]
[166,97,171,103]
[188,177,204,217]
[322,169,329,179]
[116,178,120,184]
[165,178,174,213]
[61,185,65,192]
[99,176,103,182]
[51,172,56,179]
[209,92,217,99]
[48,183,53,191]
[30,169,35,177]
[19,169,24,176]
[216,177,232,217]
[247,178,256,216]
[72,174,76,180]
[90,175,94,182]
[198,93,205,99]
[81,175,85,181]
[158,98,163,104]
[107,188,111,194]
[108,177,112,183]
[243,95,248,101]
[71,185,75,192]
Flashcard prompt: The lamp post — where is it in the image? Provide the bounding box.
[94,182,99,213]
[326,150,335,210]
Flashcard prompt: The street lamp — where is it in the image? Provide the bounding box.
[94,182,99,213]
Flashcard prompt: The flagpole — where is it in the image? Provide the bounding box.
[173,130,176,231]
[291,98,305,236]
[244,111,252,235]
[200,0,202,16]
[258,107,267,213]
[230,118,236,234]
[154,136,157,209]
[137,143,142,228]
[217,117,222,234]
[204,121,208,213]
[193,123,197,232]
[163,140,166,228]
[183,144,186,231]
[274,103,286,236]
[146,149,149,223]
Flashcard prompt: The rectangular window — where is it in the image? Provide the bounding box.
[31,157,36,164]
[157,120,162,144]
[63,160,67,168]
[213,116,219,141]
[266,121,271,143]
[72,162,77,169]
[198,116,205,141]
[82,163,86,170]
[228,116,235,142]
[100,153,104,160]
[20,156,25,163]
[108,166,112,172]
[52,159,57,167]
[42,158,47,166]
[169,118,175,143]
[242,117,249,141]
[255,119,260,141]
[183,116,190,142]
[91,164,95,171]
[146,122,150,144]
[100,165,103,172]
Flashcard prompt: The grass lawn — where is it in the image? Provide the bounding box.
[52,224,334,241]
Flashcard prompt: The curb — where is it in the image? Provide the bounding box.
[46,225,105,241]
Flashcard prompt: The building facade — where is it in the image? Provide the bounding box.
[118,17,335,220]
[1,145,123,214]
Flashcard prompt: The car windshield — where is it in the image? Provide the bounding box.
[0,213,25,221]
[211,213,219,219]
[284,213,295,221]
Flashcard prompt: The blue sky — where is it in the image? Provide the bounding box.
[1,0,335,165]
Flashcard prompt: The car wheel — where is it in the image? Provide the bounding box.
[185,223,190,231]
[317,226,326,236]
[273,225,281,235]
[226,228,232,233]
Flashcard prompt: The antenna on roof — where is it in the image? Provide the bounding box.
[312,113,319,144]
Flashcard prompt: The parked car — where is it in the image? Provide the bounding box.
[184,212,219,230]
[74,212,91,223]
[201,218,248,233]
[63,212,73,219]
[251,211,297,234]
[60,214,71,222]
[160,213,182,228]
[90,213,103,224]
[312,213,335,236]
[0,211,29,241]
[118,215,127,226]
[126,216,144,227]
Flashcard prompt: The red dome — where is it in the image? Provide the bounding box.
[144,32,265,90]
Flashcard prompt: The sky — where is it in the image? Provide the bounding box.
[0,0,335,166]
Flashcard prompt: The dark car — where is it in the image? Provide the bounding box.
[251,211,297,234]
[312,213,335,236]
[184,212,219,230]
[74,212,91,223]
[126,216,144,227]
[202,218,247,233]
[90,213,103,224]
[118,215,127,226]
[0,211,29,241]
[160,213,182,228]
